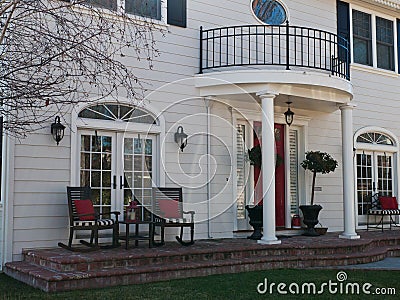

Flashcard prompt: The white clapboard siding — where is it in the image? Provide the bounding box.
[6,0,400,258]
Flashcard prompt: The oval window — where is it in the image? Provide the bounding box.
[252,0,288,25]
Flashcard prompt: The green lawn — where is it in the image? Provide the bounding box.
[0,269,399,299]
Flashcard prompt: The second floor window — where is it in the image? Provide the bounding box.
[376,17,394,71]
[352,9,395,71]
[353,10,372,66]
[86,0,161,20]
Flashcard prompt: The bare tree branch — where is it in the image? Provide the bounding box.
[1,0,162,137]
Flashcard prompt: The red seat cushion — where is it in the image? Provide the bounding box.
[158,199,181,219]
[379,196,398,210]
[74,199,96,220]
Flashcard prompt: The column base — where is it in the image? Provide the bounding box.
[339,233,360,240]
[257,237,281,245]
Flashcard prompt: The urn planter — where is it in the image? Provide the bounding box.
[245,205,263,240]
[299,204,322,236]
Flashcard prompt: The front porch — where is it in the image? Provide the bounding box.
[5,230,400,292]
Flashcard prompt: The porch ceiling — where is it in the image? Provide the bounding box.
[195,69,353,113]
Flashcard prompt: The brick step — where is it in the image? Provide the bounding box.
[5,245,399,292]
[22,240,377,273]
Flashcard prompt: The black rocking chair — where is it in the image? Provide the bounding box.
[58,186,120,252]
[152,187,195,246]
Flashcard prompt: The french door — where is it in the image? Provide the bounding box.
[79,130,156,219]
[356,151,394,224]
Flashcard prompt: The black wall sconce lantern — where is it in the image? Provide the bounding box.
[174,125,188,152]
[284,101,295,126]
[51,116,65,145]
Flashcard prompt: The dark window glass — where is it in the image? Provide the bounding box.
[86,0,117,11]
[252,0,287,25]
[126,0,161,20]
[78,104,157,124]
[352,10,372,66]
[376,17,394,71]
[167,0,187,27]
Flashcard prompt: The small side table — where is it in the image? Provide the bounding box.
[119,220,154,249]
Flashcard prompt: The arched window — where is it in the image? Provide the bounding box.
[354,128,399,226]
[78,103,157,125]
[356,132,394,146]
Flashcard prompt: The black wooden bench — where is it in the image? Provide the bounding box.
[367,193,400,231]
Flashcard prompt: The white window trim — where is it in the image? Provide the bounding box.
[353,126,400,228]
[70,0,168,28]
[70,98,166,188]
[349,3,399,74]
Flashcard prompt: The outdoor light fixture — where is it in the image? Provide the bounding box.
[284,101,295,126]
[51,116,65,145]
[174,125,188,152]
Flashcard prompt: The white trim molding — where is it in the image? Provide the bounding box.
[70,97,166,187]
[353,126,400,229]
[371,0,400,10]
[354,126,400,151]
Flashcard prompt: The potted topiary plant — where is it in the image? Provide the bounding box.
[300,151,338,236]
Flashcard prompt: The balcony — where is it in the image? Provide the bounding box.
[199,22,350,80]
[196,23,353,111]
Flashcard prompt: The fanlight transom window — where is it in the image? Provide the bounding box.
[78,104,157,124]
[356,132,394,146]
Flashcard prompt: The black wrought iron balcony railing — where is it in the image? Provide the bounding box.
[199,22,350,80]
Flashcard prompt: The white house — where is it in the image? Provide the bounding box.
[1,0,400,267]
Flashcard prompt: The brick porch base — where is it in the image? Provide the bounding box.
[4,230,400,292]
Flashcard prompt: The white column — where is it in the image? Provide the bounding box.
[339,103,360,240]
[257,91,281,245]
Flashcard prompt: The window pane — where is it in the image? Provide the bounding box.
[134,138,142,154]
[352,10,372,66]
[81,135,90,151]
[376,17,393,44]
[353,10,371,38]
[86,0,117,11]
[80,171,90,186]
[376,17,394,71]
[353,38,371,65]
[102,136,112,153]
[102,154,112,170]
[377,44,394,70]
[124,155,133,171]
[124,138,133,154]
[81,153,91,169]
[102,171,111,187]
[92,153,101,170]
[125,0,161,20]
[145,139,152,155]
